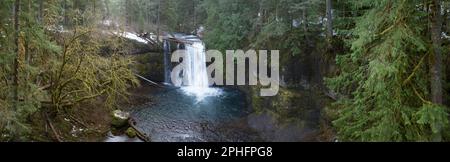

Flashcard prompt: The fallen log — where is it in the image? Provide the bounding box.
[128,118,151,142]
[324,90,340,101]
[142,37,158,45]
[67,114,89,128]
[134,73,164,88]
[164,37,195,45]
[44,112,63,142]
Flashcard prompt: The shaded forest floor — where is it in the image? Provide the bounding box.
[28,82,157,142]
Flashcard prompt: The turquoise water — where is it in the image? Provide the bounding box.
[130,88,260,142]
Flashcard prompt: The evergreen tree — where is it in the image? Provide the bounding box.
[0,0,138,141]
[327,0,449,141]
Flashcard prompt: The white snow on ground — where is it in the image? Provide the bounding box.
[102,20,112,26]
[113,31,149,44]
[443,32,450,40]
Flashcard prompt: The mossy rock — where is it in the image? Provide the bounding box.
[110,127,122,136]
[111,110,130,128]
[125,127,137,138]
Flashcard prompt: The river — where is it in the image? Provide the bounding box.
[104,34,322,142]
[106,36,262,142]
[131,87,261,142]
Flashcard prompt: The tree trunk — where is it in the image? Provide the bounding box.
[93,0,96,15]
[26,0,31,64]
[157,0,161,43]
[302,9,310,47]
[193,0,197,32]
[102,0,110,21]
[429,0,443,104]
[13,0,21,109]
[326,0,333,46]
[146,1,150,28]
[63,0,68,26]
[38,0,43,24]
[125,0,129,27]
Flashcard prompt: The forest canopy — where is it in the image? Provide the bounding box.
[0,0,450,142]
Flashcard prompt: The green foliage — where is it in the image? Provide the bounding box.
[109,0,206,34]
[1,0,449,142]
[46,26,139,111]
[326,0,449,141]
[0,0,52,139]
[0,0,138,141]
[202,0,326,55]
[203,0,258,51]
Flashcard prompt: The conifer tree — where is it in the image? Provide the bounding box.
[327,0,448,141]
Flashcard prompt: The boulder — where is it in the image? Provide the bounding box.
[111,110,130,128]
[125,127,137,138]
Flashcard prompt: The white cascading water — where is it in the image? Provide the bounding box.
[181,40,221,102]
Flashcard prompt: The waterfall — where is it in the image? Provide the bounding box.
[184,42,209,88]
[181,40,221,101]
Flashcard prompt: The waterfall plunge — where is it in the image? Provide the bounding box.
[181,41,221,102]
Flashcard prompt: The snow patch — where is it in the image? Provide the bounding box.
[443,32,450,40]
[113,32,149,44]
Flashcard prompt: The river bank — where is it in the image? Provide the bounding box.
[25,80,156,142]
[26,79,334,142]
